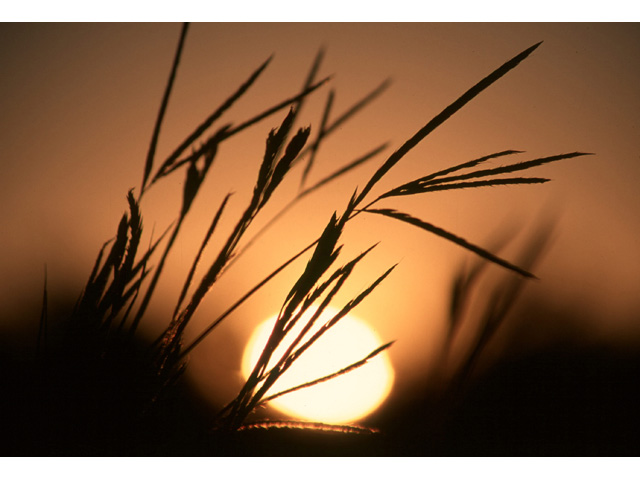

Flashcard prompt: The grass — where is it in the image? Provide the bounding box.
[13,23,594,454]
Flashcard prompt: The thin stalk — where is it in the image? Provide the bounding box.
[258,341,394,407]
[173,193,233,319]
[140,22,189,199]
[129,216,184,335]
[178,238,318,360]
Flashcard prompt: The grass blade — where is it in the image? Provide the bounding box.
[447,225,517,339]
[292,79,391,172]
[129,216,186,335]
[99,190,144,325]
[297,47,325,113]
[77,212,129,320]
[379,149,524,199]
[260,126,311,207]
[123,190,143,275]
[451,220,555,389]
[157,125,230,182]
[140,23,189,198]
[120,223,175,333]
[225,76,330,140]
[279,47,324,157]
[258,341,394,407]
[105,268,152,330]
[302,79,391,159]
[421,152,592,186]
[84,238,114,291]
[365,208,535,278]
[355,42,543,206]
[300,89,334,189]
[117,266,152,334]
[282,212,343,311]
[153,56,272,181]
[237,421,378,434]
[255,108,299,203]
[129,220,180,335]
[423,150,525,182]
[299,143,389,201]
[405,177,550,195]
[129,221,174,280]
[173,193,232,319]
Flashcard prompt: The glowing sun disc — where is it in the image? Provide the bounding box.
[241,306,394,424]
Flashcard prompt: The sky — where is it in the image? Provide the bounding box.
[1,22,639,416]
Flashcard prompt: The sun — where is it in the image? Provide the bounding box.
[241,306,394,424]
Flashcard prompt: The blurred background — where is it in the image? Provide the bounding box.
[1,22,639,453]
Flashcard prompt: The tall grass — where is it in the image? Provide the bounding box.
[46,23,589,442]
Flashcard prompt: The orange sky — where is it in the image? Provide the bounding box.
[1,23,639,411]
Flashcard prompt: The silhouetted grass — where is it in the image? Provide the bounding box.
[16,24,597,454]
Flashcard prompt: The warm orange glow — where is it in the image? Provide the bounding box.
[241,306,394,424]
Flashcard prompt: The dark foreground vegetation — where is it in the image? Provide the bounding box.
[3,297,640,456]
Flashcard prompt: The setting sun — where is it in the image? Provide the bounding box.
[241,306,394,424]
